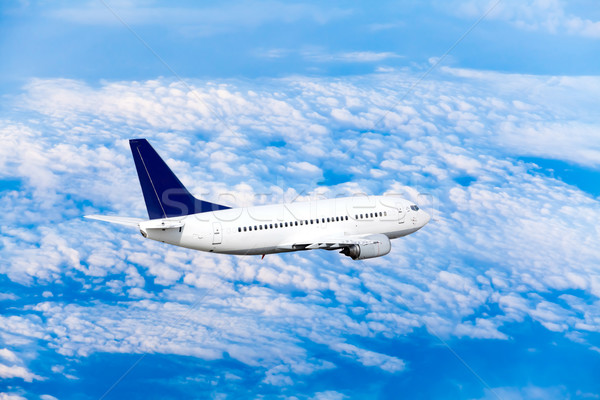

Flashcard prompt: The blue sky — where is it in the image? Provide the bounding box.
[1,1,600,399]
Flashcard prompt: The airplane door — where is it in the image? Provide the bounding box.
[397,203,405,224]
[212,222,222,244]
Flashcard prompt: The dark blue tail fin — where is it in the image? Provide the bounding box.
[129,139,230,220]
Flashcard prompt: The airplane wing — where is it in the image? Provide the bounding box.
[277,234,385,251]
[277,233,392,260]
[86,215,185,234]
[84,215,145,227]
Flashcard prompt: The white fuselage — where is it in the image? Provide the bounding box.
[139,195,430,256]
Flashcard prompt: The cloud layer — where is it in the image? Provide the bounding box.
[2,67,600,397]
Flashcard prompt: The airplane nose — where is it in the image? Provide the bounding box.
[422,210,431,226]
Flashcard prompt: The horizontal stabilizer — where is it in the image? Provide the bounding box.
[140,219,184,230]
[84,215,145,227]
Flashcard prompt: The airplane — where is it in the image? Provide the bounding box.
[86,139,430,260]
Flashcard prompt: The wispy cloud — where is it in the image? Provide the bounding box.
[302,50,403,63]
[255,48,402,63]
[47,1,352,36]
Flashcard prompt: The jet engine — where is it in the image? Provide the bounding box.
[340,234,391,260]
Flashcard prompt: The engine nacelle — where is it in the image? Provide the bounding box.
[340,234,391,260]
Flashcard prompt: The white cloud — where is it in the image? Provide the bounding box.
[444,0,600,39]
[0,293,18,302]
[0,349,19,364]
[286,161,322,176]
[328,342,405,372]
[0,394,27,400]
[311,391,348,400]
[475,385,570,400]
[496,120,600,168]
[0,362,42,383]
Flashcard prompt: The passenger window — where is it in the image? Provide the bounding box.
[322,218,325,223]
[369,213,373,218]
[249,226,252,231]
[269,224,273,229]
[295,221,298,226]
[345,216,348,220]
[326,218,330,223]
[305,220,308,225]
[335,217,338,222]
[310,219,313,224]
[360,214,363,219]
[384,211,387,216]
[238,227,241,232]
[355,215,358,220]
[254,226,257,230]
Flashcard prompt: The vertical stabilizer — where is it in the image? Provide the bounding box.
[129,139,230,219]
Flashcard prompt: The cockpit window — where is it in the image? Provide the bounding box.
[410,205,420,211]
